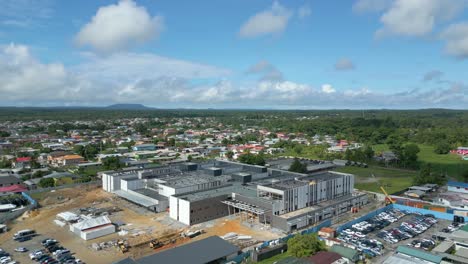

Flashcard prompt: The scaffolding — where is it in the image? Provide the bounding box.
[221,199,269,226]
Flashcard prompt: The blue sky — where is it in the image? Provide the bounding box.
[1,0,468,109]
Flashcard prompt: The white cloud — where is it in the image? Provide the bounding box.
[76,52,231,81]
[1,43,467,109]
[376,0,465,37]
[352,0,392,14]
[239,1,293,38]
[321,84,336,94]
[75,0,164,53]
[441,22,468,58]
[334,58,356,71]
[298,5,311,19]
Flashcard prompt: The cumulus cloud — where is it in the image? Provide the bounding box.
[376,0,465,37]
[246,60,284,81]
[298,5,311,19]
[422,70,444,82]
[441,22,468,58]
[239,1,293,38]
[352,0,392,14]
[75,0,164,53]
[321,84,336,94]
[1,43,467,109]
[334,58,356,71]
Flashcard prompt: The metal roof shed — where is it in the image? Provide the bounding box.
[137,236,239,264]
[396,246,443,263]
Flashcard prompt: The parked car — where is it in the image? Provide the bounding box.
[14,247,27,252]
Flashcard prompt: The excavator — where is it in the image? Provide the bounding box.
[149,239,163,249]
[380,186,395,205]
[117,240,129,253]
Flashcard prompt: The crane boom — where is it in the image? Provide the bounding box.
[380,186,395,204]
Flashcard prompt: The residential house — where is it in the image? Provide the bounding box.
[50,154,84,167]
[13,157,32,169]
[132,144,156,152]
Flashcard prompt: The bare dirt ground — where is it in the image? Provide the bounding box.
[0,185,282,263]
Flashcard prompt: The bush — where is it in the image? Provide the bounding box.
[38,178,55,188]
[287,233,326,258]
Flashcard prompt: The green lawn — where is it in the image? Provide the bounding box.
[373,144,468,180]
[334,165,416,194]
[274,146,322,160]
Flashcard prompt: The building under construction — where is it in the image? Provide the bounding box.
[102,159,368,232]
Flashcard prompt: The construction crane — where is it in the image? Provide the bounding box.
[380,186,395,205]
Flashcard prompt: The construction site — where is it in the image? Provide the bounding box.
[0,184,281,264]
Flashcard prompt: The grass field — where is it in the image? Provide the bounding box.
[373,144,468,180]
[334,165,416,194]
[274,145,322,160]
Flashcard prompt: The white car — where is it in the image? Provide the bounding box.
[0,257,11,264]
[14,247,27,253]
[29,250,44,260]
[53,249,70,257]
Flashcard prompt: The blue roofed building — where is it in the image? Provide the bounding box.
[448,181,468,194]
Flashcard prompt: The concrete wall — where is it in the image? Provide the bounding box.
[169,196,179,221]
[187,195,230,225]
[81,225,115,240]
[178,198,191,225]
[102,174,135,192]
[121,179,145,191]
[160,185,176,197]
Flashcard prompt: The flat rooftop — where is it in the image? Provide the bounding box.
[134,188,168,201]
[176,184,258,202]
[163,174,231,188]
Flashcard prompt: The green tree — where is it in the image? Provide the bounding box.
[0,131,10,137]
[413,163,446,185]
[167,138,176,147]
[434,141,451,154]
[289,158,307,173]
[293,145,303,155]
[238,153,265,166]
[0,158,11,168]
[38,178,55,188]
[287,233,326,258]
[401,144,420,169]
[102,156,122,170]
[226,151,234,160]
[363,145,375,161]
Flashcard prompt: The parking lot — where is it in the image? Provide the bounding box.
[337,208,452,262]
[0,231,88,264]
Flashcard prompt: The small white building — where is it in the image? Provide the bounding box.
[448,181,468,195]
[70,216,115,240]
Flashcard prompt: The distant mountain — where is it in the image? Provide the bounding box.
[105,104,152,110]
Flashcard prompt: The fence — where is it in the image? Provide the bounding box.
[25,180,101,195]
[393,204,468,222]
[21,192,37,207]
[0,204,34,224]
[227,251,251,264]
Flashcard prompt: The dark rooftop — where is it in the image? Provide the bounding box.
[137,236,239,264]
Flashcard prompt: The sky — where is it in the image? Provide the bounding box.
[1,0,468,109]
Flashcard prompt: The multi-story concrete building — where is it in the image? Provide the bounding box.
[101,159,368,232]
